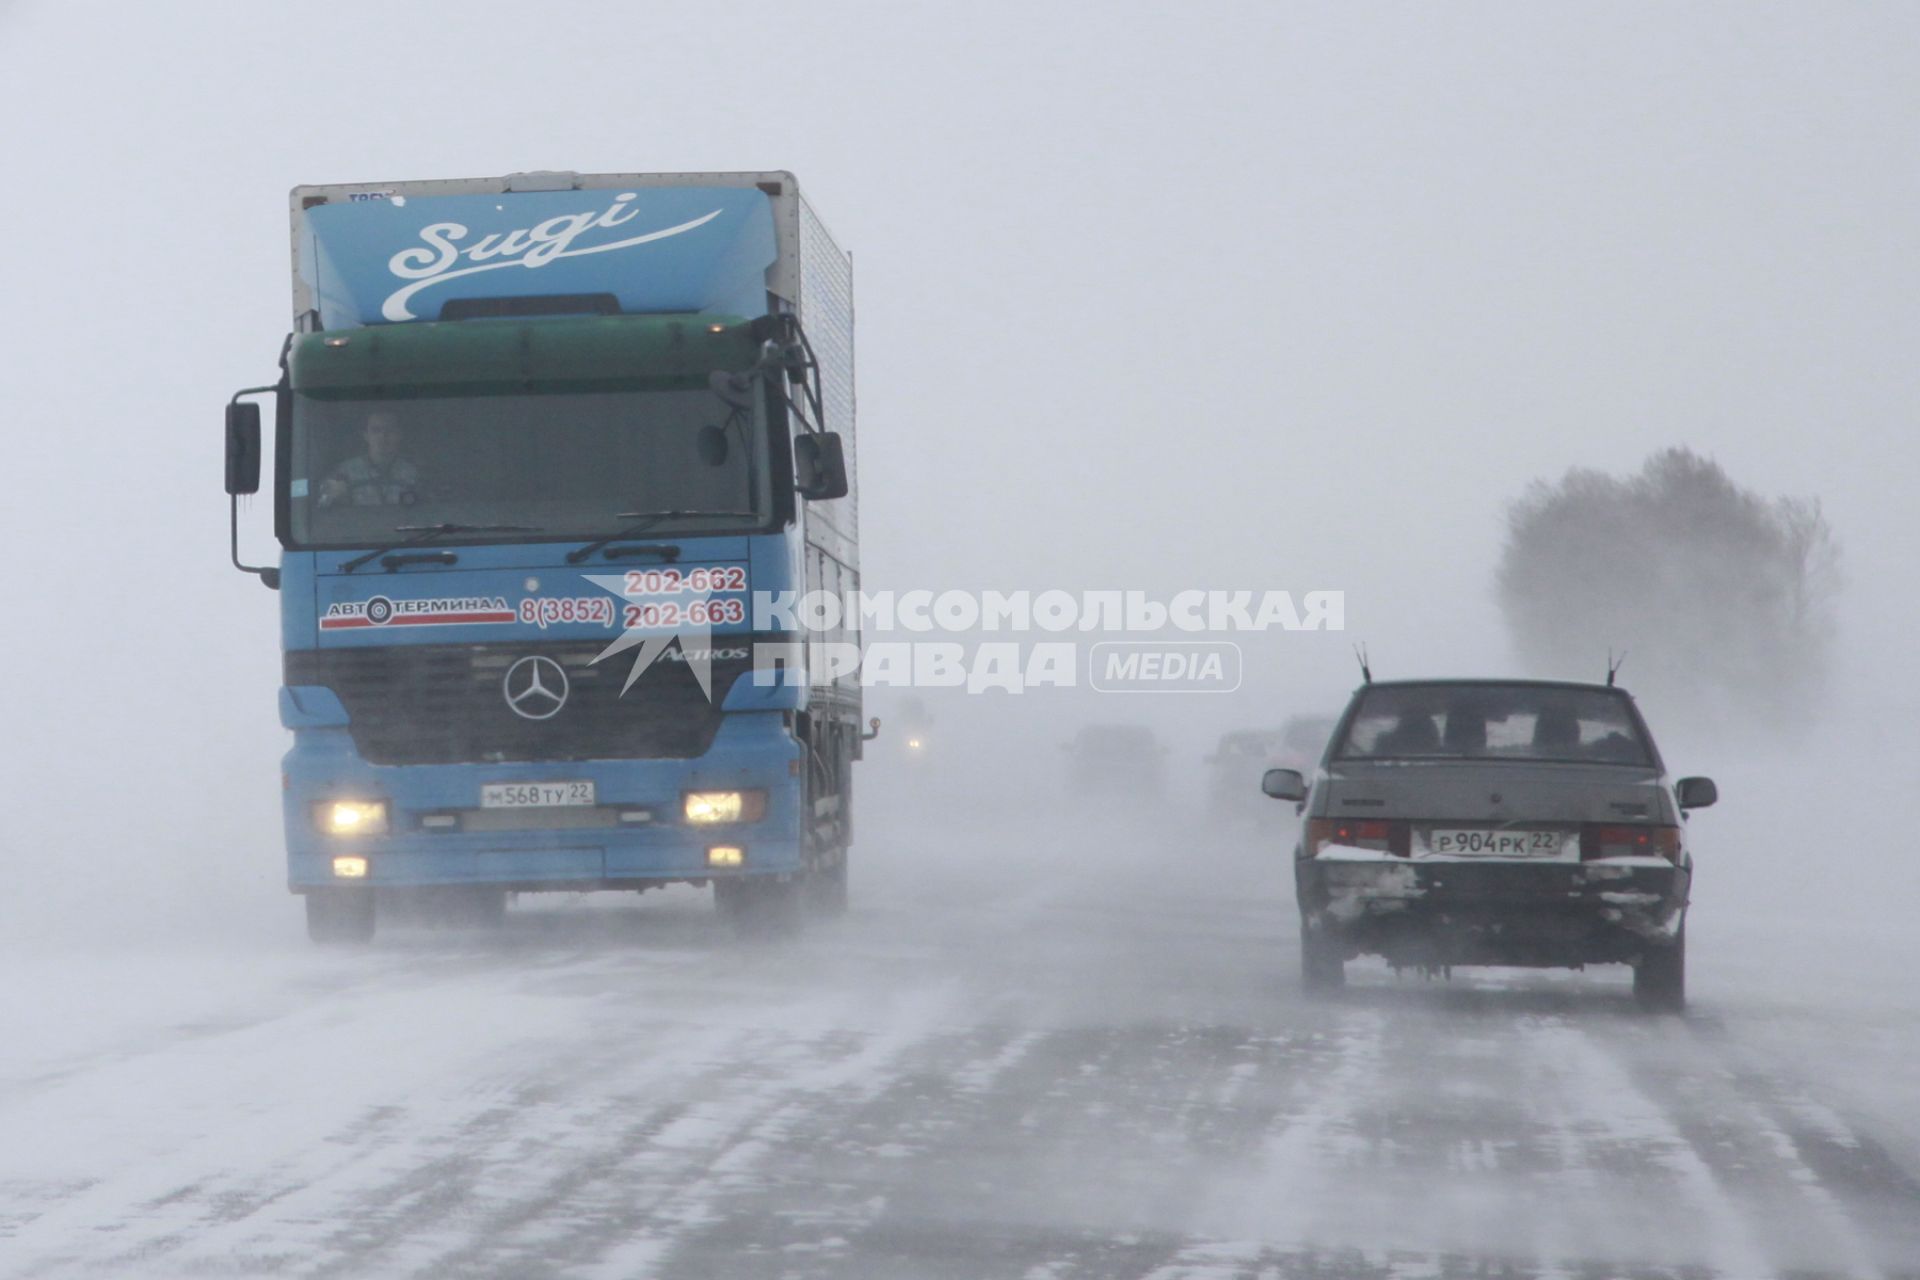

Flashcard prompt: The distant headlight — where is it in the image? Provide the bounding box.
[317,800,389,836]
[683,791,767,824]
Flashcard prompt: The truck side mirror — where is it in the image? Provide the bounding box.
[1261,768,1307,802]
[226,401,262,495]
[1676,776,1717,810]
[794,432,849,501]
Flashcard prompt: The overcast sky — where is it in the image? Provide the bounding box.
[1,2,1915,855]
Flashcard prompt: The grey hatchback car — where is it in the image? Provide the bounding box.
[1261,679,1716,1010]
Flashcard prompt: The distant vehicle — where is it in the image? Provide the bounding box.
[1064,724,1167,796]
[1206,729,1287,814]
[1274,714,1337,775]
[893,695,933,764]
[1206,716,1336,819]
[1262,679,1714,1010]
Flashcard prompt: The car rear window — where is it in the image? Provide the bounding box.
[1335,685,1653,766]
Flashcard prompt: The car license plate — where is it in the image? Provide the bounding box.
[1427,828,1567,857]
[481,781,596,809]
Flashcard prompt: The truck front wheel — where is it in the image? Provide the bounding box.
[715,877,803,939]
[807,852,849,918]
[306,888,375,945]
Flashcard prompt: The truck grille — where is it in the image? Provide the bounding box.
[286,641,752,765]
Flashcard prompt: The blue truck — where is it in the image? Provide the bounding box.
[223,170,863,943]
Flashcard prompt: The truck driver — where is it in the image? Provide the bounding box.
[317,410,426,507]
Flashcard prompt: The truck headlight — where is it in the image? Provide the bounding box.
[707,845,745,868]
[684,791,767,824]
[317,800,389,836]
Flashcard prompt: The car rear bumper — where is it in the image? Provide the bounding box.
[1296,854,1688,969]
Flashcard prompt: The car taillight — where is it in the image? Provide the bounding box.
[1306,818,1410,856]
[1580,824,1682,863]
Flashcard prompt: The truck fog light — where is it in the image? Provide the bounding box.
[332,855,369,879]
[317,800,389,836]
[684,791,767,824]
[706,845,745,868]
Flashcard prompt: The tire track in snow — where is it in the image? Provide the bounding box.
[640,1019,1300,1280]
[297,982,963,1280]
[1611,1026,1920,1280]
[1185,978,1913,1279]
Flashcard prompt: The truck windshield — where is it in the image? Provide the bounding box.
[287,382,774,547]
[1335,684,1655,766]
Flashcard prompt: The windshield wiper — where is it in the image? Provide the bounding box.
[340,523,542,574]
[565,510,756,565]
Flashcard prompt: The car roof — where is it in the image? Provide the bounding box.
[1352,678,1629,696]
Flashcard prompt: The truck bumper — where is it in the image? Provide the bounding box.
[282,710,803,892]
[1295,854,1689,969]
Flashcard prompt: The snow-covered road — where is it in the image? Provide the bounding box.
[2,803,1916,1280]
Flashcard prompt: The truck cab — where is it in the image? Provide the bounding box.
[224,171,862,942]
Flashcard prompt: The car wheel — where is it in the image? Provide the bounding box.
[1634,931,1686,1012]
[306,888,375,945]
[1300,926,1345,994]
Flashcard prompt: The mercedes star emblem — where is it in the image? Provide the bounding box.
[503,655,569,720]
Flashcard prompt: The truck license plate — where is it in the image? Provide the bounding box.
[1427,828,1566,857]
[481,781,596,809]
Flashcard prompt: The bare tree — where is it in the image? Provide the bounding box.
[1497,448,1841,731]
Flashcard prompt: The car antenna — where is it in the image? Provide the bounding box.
[1354,643,1372,684]
[1606,649,1627,686]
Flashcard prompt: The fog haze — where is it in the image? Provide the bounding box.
[1,5,1917,1276]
